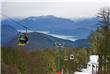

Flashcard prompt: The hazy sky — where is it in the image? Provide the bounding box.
[2,0,110,2]
[2,2,109,18]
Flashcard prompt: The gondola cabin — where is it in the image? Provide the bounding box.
[17,32,28,46]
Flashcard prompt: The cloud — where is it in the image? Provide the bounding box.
[17,30,77,41]
[35,30,77,41]
[36,31,49,34]
[48,34,77,41]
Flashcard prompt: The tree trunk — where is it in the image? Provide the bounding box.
[98,54,103,74]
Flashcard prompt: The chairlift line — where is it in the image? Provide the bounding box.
[1,13,28,30]
[1,13,29,46]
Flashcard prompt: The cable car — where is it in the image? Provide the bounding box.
[64,56,68,61]
[70,54,74,60]
[1,14,29,46]
[17,32,29,46]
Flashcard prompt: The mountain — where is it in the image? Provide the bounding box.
[1,24,90,51]
[73,39,90,48]
[1,15,99,39]
[1,25,18,46]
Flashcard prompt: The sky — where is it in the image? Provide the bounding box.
[1,0,110,2]
[2,1,109,18]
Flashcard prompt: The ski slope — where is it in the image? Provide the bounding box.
[74,72,91,74]
[74,55,98,74]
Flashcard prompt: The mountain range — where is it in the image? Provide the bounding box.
[1,15,99,50]
[2,15,100,39]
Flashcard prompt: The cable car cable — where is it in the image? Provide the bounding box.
[1,13,29,31]
[1,13,30,46]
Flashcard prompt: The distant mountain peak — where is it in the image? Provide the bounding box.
[39,15,56,18]
[27,15,57,19]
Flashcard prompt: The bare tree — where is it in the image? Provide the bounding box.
[97,7,110,74]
